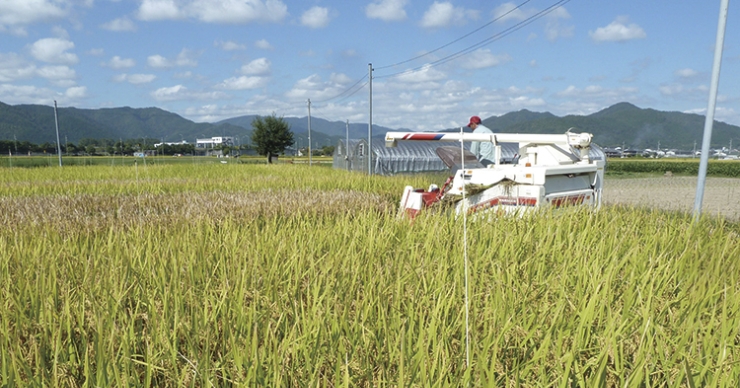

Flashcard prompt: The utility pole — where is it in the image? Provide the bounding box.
[368,63,373,175]
[308,98,312,166]
[53,100,62,167]
[346,119,350,171]
[694,0,729,220]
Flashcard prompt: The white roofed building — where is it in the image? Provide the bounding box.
[196,136,234,148]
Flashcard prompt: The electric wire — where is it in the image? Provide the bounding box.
[374,0,532,71]
[311,74,369,104]
[310,0,542,104]
[302,0,571,120]
[376,0,571,80]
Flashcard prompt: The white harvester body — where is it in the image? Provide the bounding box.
[387,130,605,218]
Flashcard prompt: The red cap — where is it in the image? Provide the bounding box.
[467,116,481,127]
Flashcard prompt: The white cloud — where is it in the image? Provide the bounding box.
[240,58,271,75]
[0,83,86,105]
[1,26,29,36]
[509,95,546,109]
[301,6,330,28]
[147,50,197,69]
[100,17,137,32]
[255,39,273,50]
[191,0,287,23]
[420,2,476,28]
[87,48,105,56]
[175,49,198,67]
[151,84,227,101]
[106,56,136,69]
[366,0,407,22]
[396,64,446,83]
[285,73,357,100]
[556,85,639,102]
[492,2,571,41]
[152,85,189,100]
[589,17,646,42]
[544,20,574,41]
[460,49,511,69]
[138,0,288,23]
[0,0,67,27]
[36,65,76,81]
[659,84,683,96]
[675,68,698,78]
[174,71,193,79]
[128,74,157,84]
[29,38,78,64]
[136,0,183,21]
[492,2,532,23]
[216,75,267,90]
[0,53,36,82]
[114,73,157,84]
[330,73,352,84]
[215,40,246,51]
[147,54,171,68]
[0,84,52,104]
[65,86,87,99]
[51,26,70,39]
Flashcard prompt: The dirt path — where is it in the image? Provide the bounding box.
[603,176,740,221]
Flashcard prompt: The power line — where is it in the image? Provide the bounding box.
[308,0,537,105]
[376,0,571,80]
[310,74,368,104]
[303,0,571,118]
[374,0,533,71]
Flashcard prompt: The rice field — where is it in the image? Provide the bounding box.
[1,163,739,387]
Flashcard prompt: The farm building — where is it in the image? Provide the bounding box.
[334,138,607,175]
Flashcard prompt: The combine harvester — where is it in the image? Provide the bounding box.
[385,129,606,218]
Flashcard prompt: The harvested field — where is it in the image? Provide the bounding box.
[603,176,740,221]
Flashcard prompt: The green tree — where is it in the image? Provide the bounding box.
[251,114,294,163]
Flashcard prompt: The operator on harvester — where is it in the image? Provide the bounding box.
[467,115,495,166]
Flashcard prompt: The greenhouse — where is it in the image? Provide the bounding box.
[333,138,517,175]
[333,137,606,175]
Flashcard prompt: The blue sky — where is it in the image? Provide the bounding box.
[1,0,739,133]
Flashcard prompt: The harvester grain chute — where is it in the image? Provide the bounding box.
[385,129,605,218]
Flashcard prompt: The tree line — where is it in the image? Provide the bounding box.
[0,138,195,156]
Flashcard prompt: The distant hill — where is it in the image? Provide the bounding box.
[0,101,243,144]
[0,102,396,149]
[484,102,740,149]
[1,101,738,149]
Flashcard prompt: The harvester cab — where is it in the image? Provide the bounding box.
[386,129,605,218]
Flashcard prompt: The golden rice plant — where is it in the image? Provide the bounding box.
[1,163,739,386]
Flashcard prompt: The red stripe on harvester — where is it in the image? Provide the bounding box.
[403,133,443,141]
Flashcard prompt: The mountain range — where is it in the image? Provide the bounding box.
[1,101,738,150]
